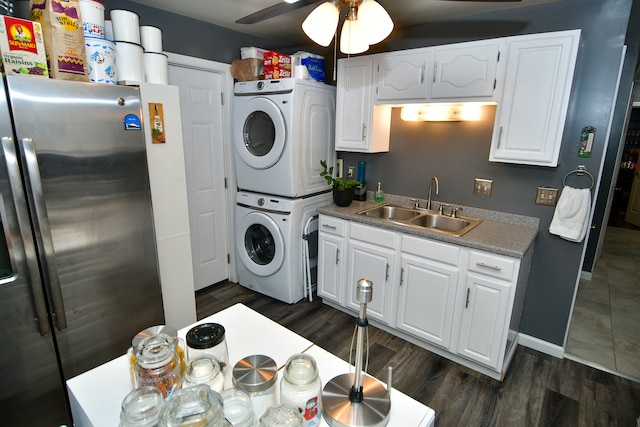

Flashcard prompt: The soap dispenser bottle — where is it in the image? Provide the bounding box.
[374,182,384,203]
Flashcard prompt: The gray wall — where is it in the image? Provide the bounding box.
[101,0,635,346]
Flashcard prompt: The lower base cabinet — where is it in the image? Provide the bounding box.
[317,214,533,380]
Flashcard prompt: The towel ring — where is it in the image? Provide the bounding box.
[562,165,594,190]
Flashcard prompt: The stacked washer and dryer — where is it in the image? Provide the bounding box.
[233,78,336,304]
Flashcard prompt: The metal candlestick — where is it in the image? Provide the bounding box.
[321,279,392,427]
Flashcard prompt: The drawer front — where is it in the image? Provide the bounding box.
[467,250,516,281]
[319,215,347,237]
[401,234,459,266]
[350,222,396,248]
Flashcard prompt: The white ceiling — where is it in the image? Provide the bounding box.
[129,0,561,46]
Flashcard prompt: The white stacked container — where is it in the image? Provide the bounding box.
[140,25,168,84]
[110,9,144,82]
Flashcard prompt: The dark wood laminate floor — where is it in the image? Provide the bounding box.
[196,281,640,427]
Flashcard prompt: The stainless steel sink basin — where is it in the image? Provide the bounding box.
[358,205,421,221]
[358,204,481,237]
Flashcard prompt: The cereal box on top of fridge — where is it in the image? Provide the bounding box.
[0,15,48,77]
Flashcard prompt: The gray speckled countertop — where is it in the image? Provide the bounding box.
[317,193,539,258]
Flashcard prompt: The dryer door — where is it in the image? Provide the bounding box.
[236,211,285,276]
[234,97,286,169]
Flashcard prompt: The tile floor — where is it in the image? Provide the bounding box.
[565,226,640,380]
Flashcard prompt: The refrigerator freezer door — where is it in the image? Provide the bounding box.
[0,81,69,424]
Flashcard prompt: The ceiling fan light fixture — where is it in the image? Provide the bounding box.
[301,1,340,47]
[340,17,369,54]
[357,0,394,45]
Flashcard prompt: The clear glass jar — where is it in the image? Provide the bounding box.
[280,354,322,427]
[221,388,255,427]
[232,355,277,421]
[120,386,165,427]
[183,355,225,394]
[257,404,305,427]
[159,384,230,427]
[134,333,182,399]
[186,323,230,382]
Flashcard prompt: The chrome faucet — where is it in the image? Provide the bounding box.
[427,176,439,210]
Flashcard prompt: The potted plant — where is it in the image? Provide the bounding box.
[320,160,360,207]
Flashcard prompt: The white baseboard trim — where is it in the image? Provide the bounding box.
[518,333,565,358]
[580,271,592,281]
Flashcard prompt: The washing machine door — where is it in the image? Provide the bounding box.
[235,97,286,169]
[236,211,285,276]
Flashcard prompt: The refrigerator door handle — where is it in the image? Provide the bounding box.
[20,137,68,331]
[1,136,51,335]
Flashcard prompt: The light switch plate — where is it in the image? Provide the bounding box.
[473,178,493,197]
[536,187,559,206]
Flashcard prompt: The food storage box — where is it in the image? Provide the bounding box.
[0,15,48,77]
[263,51,291,69]
[263,65,291,80]
[240,46,268,60]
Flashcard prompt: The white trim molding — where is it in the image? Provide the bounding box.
[518,333,565,359]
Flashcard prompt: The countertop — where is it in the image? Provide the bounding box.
[318,194,539,258]
[67,303,436,427]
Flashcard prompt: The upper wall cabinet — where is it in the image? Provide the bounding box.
[374,49,433,103]
[335,56,391,153]
[489,30,581,167]
[431,40,504,101]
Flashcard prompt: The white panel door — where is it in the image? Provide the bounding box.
[169,65,229,290]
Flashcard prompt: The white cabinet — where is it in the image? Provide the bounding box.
[346,223,397,325]
[489,29,581,166]
[431,39,503,101]
[317,215,348,305]
[335,56,391,153]
[374,49,432,102]
[316,215,532,380]
[456,249,519,370]
[396,235,460,349]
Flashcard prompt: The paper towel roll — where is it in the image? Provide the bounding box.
[294,65,310,79]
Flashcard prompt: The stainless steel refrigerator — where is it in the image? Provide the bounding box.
[0,75,165,425]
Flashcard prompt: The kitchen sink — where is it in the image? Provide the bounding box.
[358,204,481,236]
[358,205,421,221]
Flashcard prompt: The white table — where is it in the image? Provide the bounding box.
[67,303,435,427]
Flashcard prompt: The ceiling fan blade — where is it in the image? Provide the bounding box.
[236,0,322,25]
[444,0,522,2]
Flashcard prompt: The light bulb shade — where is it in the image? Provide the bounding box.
[340,19,369,54]
[358,0,394,45]
[302,1,339,47]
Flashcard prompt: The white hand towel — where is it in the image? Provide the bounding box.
[549,186,591,242]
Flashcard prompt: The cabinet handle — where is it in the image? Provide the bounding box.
[476,262,502,271]
[362,124,367,140]
[400,267,404,285]
[497,126,503,148]
[336,248,340,264]
[421,63,425,83]
[433,61,437,83]
[465,288,471,308]
[386,263,390,281]
[322,224,336,230]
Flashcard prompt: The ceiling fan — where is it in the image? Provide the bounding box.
[236,0,522,25]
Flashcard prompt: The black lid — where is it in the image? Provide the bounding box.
[186,323,226,349]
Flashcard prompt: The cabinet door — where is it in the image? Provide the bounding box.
[456,272,511,369]
[489,30,580,166]
[346,240,395,324]
[317,232,346,304]
[431,40,502,100]
[375,49,432,102]
[396,254,459,349]
[335,56,391,153]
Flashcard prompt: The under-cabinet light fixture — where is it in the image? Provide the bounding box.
[400,103,492,122]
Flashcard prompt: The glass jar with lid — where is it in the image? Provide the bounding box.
[183,355,224,394]
[159,384,230,427]
[232,354,278,420]
[120,386,165,427]
[257,404,305,427]
[280,354,322,426]
[186,323,229,381]
[134,333,182,399]
[221,388,255,427]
